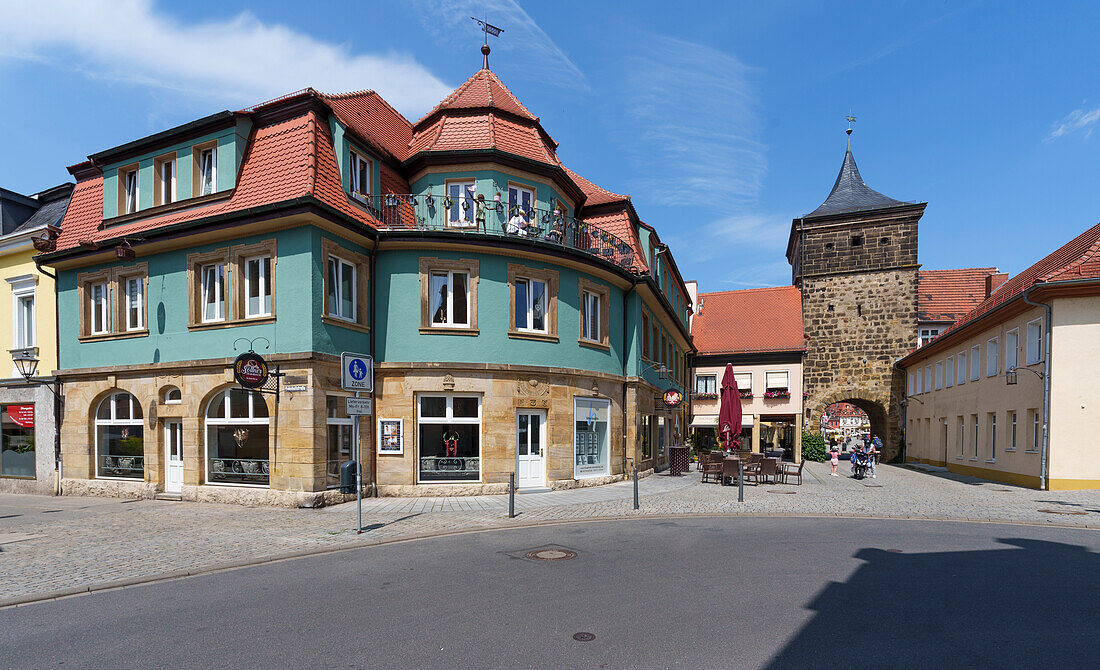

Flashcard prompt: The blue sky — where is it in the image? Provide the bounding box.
[2,1,1097,291]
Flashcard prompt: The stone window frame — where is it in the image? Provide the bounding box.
[77,264,150,341]
[577,277,610,351]
[419,257,479,336]
[232,239,278,324]
[193,140,219,197]
[187,247,231,329]
[321,237,370,334]
[507,263,558,343]
[152,152,177,207]
[117,162,140,215]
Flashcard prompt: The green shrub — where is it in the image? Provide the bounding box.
[801,431,827,462]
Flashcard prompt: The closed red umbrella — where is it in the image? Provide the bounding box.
[718,363,743,450]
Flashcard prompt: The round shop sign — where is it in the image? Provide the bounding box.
[663,389,683,408]
[234,352,269,389]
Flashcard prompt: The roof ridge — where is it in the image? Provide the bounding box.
[699,285,798,297]
[1039,230,1100,281]
[920,267,1000,274]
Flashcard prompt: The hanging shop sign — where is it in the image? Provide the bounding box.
[663,389,684,408]
[234,352,270,389]
[6,404,34,428]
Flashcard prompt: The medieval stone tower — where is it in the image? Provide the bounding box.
[787,141,925,458]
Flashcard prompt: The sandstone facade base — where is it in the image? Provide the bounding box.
[62,477,158,500]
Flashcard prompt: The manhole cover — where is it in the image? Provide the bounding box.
[526,548,577,561]
[573,632,596,642]
[863,484,883,488]
[1038,509,1087,515]
[767,490,795,494]
[886,549,902,553]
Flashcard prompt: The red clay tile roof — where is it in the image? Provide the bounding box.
[918,267,1001,323]
[321,90,412,162]
[416,69,536,123]
[565,166,629,207]
[580,209,647,273]
[691,286,804,355]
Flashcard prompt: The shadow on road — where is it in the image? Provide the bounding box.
[766,537,1100,669]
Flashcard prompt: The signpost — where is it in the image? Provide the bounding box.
[342,353,374,534]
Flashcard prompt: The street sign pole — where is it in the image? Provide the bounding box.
[340,352,373,535]
[355,390,362,534]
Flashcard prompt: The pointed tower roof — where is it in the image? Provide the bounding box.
[415,69,536,124]
[806,148,909,218]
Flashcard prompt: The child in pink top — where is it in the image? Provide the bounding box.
[829,444,840,476]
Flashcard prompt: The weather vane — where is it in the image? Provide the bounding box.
[471,16,503,70]
[846,111,856,148]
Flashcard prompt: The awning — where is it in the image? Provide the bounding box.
[690,415,717,428]
[742,414,755,427]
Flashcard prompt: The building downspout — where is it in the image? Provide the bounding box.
[1022,286,1052,490]
[368,244,378,498]
[622,277,639,477]
[34,257,63,496]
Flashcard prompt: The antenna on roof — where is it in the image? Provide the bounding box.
[845,111,857,150]
[471,16,503,70]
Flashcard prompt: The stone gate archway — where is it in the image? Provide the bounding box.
[807,387,901,461]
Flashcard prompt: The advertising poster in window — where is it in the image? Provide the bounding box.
[378,418,403,455]
[574,398,610,478]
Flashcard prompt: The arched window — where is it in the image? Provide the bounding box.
[205,390,269,486]
[162,386,182,405]
[95,392,144,479]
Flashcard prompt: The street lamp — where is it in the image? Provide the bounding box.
[1006,366,1044,385]
[12,348,40,380]
[11,347,63,495]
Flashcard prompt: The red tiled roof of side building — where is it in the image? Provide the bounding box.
[565,166,629,207]
[691,286,804,355]
[903,221,1100,360]
[408,112,559,165]
[918,267,1001,322]
[581,209,648,273]
[322,90,413,162]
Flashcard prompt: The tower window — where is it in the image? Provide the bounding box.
[851,235,864,247]
[880,237,890,245]
[828,304,835,312]
[825,242,834,251]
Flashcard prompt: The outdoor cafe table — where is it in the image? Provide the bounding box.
[669,446,690,476]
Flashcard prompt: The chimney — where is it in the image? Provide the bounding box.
[985,272,1008,298]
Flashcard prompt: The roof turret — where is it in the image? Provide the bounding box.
[806,148,909,218]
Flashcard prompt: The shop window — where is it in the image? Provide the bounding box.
[417,394,481,482]
[640,414,652,459]
[1,404,35,478]
[205,390,269,486]
[447,180,476,227]
[419,257,479,334]
[195,143,218,197]
[327,397,353,488]
[95,392,144,480]
[508,264,557,340]
[575,397,610,478]
[578,278,610,349]
[321,238,369,332]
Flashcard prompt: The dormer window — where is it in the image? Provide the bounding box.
[350,150,371,201]
[154,154,176,206]
[195,143,217,196]
[121,166,139,214]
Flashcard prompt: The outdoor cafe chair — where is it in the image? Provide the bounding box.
[749,453,764,464]
[701,454,723,484]
[720,458,741,486]
[696,449,710,471]
[780,460,805,485]
[758,458,779,485]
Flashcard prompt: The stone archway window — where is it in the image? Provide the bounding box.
[162,386,182,405]
[95,392,144,480]
[205,390,270,487]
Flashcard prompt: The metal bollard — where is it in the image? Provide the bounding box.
[509,472,515,518]
[738,460,744,503]
[633,466,639,510]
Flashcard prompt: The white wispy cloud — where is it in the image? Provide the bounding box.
[0,0,453,118]
[1048,106,1100,140]
[410,0,587,90]
[623,35,765,207]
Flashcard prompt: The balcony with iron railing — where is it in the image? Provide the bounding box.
[354,193,637,272]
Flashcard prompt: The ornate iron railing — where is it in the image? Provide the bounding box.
[419,456,480,480]
[210,457,269,484]
[99,454,144,479]
[355,194,637,271]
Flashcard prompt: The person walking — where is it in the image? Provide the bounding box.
[829,442,840,476]
[869,434,883,479]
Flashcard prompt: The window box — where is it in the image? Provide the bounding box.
[693,392,719,400]
[764,389,790,399]
[740,390,754,399]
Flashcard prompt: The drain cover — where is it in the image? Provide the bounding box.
[573,632,596,642]
[863,484,883,488]
[1038,509,1087,515]
[886,549,902,553]
[767,490,795,494]
[526,548,577,561]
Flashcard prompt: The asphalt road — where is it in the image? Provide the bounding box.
[2,517,1098,669]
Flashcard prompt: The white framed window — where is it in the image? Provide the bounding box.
[244,256,272,318]
[935,361,943,390]
[1030,409,1041,452]
[326,396,353,489]
[417,394,482,483]
[327,256,357,323]
[124,276,144,331]
[969,345,980,381]
[957,352,967,385]
[986,337,998,377]
[350,150,371,200]
[95,392,144,480]
[11,279,35,349]
[972,414,979,459]
[957,416,965,457]
[734,372,752,394]
[907,371,914,396]
[515,277,547,333]
[200,263,225,323]
[205,390,270,487]
[1008,411,1016,451]
[923,365,932,393]
[919,327,941,346]
[157,157,176,205]
[1026,318,1043,365]
[765,370,790,392]
[914,368,923,395]
[90,282,109,335]
[1005,329,1019,371]
[695,374,716,395]
[989,413,997,461]
[447,180,476,227]
[945,356,954,387]
[580,290,601,342]
[199,146,217,196]
[430,269,470,328]
[122,167,139,214]
[508,185,535,218]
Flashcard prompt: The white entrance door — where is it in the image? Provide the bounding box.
[165,420,183,494]
[516,410,546,489]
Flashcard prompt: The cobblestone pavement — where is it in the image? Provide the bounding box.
[2,462,1098,605]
